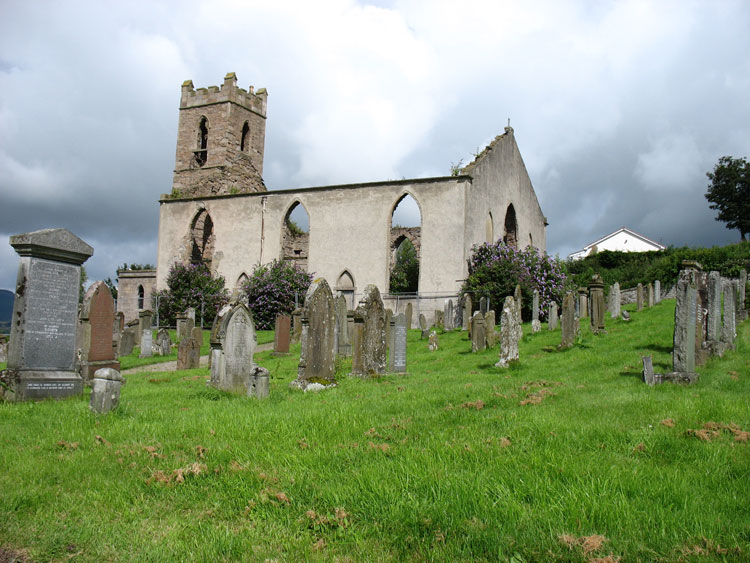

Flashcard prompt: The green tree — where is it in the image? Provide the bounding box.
[154,262,228,327]
[705,156,750,241]
[389,238,419,294]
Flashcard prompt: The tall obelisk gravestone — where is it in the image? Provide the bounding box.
[6,229,93,401]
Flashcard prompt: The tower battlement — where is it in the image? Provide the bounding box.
[180,72,267,118]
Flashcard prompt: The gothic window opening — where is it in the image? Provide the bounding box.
[281,202,309,271]
[137,285,144,309]
[503,203,517,249]
[190,209,215,268]
[240,122,250,152]
[486,212,494,243]
[389,193,421,294]
[195,116,208,166]
[336,270,355,308]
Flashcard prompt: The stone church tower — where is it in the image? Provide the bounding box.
[171,72,268,198]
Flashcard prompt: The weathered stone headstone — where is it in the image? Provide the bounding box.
[273,314,291,355]
[721,279,737,351]
[496,296,519,367]
[351,313,365,375]
[560,291,577,349]
[444,299,454,331]
[291,307,303,344]
[89,368,124,414]
[462,294,472,331]
[291,278,337,389]
[642,356,655,385]
[391,313,407,372]
[127,318,140,345]
[608,282,621,319]
[351,284,386,377]
[683,261,709,366]
[636,283,644,311]
[672,268,698,375]
[647,283,654,308]
[139,329,153,358]
[186,307,196,323]
[578,287,588,318]
[119,328,135,357]
[81,281,120,382]
[548,302,558,331]
[419,313,429,339]
[346,310,355,354]
[139,309,153,337]
[589,274,606,334]
[434,309,444,330]
[739,269,747,315]
[471,312,486,353]
[706,271,722,345]
[485,310,496,347]
[210,303,262,393]
[177,332,199,370]
[384,308,393,351]
[405,302,413,331]
[0,336,8,364]
[4,229,93,401]
[335,295,350,357]
[175,312,187,341]
[428,330,439,351]
[514,285,522,325]
[190,326,202,365]
[112,312,124,357]
[654,280,661,304]
[621,310,630,321]
[156,328,172,356]
[453,296,463,330]
[479,296,488,315]
[531,289,541,333]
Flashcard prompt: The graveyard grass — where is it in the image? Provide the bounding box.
[1,302,748,561]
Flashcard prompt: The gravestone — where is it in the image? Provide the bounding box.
[387,313,396,371]
[346,310,355,354]
[560,291,577,349]
[453,296,463,330]
[428,331,439,351]
[496,296,519,367]
[89,368,124,414]
[654,280,661,304]
[273,314,291,355]
[175,312,187,341]
[444,299,454,331]
[186,307,196,324]
[462,294,472,331]
[578,288,588,318]
[384,308,393,352]
[291,278,337,389]
[115,311,125,332]
[588,274,606,334]
[479,296,488,315]
[119,328,135,357]
[112,312,124,357]
[405,302,413,331]
[642,356,655,386]
[139,309,153,338]
[139,329,153,358]
[156,328,172,356]
[4,228,93,401]
[190,326,202,364]
[434,310,444,330]
[419,313,429,339]
[485,310,496,347]
[291,308,303,344]
[531,289,541,333]
[470,312,486,353]
[647,283,654,307]
[721,280,736,351]
[351,284,386,377]
[127,318,140,345]
[391,313,407,372]
[177,332,199,370]
[548,302,558,331]
[738,269,748,321]
[706,271,722,344]
[513,285,522,325]
[636,283,644,311]
[621,310,631,321]
[608,282,621,319]
[683,261,708,366]
[210,303,265,394]
[672,268,698,375]
[0,336,7,364]
[335,295,349,356]
[80,281,120,383]
[350,313,365,375]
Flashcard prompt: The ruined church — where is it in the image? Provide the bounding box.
[147,72,546,319]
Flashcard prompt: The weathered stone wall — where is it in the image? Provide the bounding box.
[116,270,156,325]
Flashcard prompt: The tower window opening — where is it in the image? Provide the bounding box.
[240,122,250,152]
[194,117,208,166]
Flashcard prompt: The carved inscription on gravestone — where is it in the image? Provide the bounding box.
[392,313,407,373]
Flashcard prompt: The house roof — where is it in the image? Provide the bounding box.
[568,227,665,259]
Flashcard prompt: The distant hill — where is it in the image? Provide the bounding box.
[0,289,14,334]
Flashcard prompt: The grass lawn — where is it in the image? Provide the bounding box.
[0,301,748,561]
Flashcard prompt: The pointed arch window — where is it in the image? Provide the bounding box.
[389,193,421,294]
[240,122,250,152]
[190,209,214,268]
[137,285,145,310]
[194,117,208,166]
[281,201,310,271]
[503,204,518,249]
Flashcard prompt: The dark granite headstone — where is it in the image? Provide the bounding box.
[4,229,93,401]
[81,281,120,381]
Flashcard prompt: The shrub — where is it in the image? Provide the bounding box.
[155,262,229,327]
[389,238,419,294]
[243,259,313,330]
[462,241,567,321]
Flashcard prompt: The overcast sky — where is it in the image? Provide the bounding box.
[1,0,749,291]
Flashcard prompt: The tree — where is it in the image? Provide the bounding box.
[706,156,750,241]
[243,259,313,330]
[154,262,228,327]
[390,238,419,294]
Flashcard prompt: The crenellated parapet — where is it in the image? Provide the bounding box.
[180,72,267,118]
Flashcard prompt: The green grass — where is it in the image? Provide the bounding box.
[0,301,748,561]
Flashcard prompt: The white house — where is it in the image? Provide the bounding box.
[568,227,665,260]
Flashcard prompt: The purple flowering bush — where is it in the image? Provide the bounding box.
[243,259,313,330]
[462,241,567,321]
[155,262,229,326]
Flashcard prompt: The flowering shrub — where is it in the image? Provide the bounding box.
[243,259,313,330]
[155,262,229,327]
[462,241,567,321]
